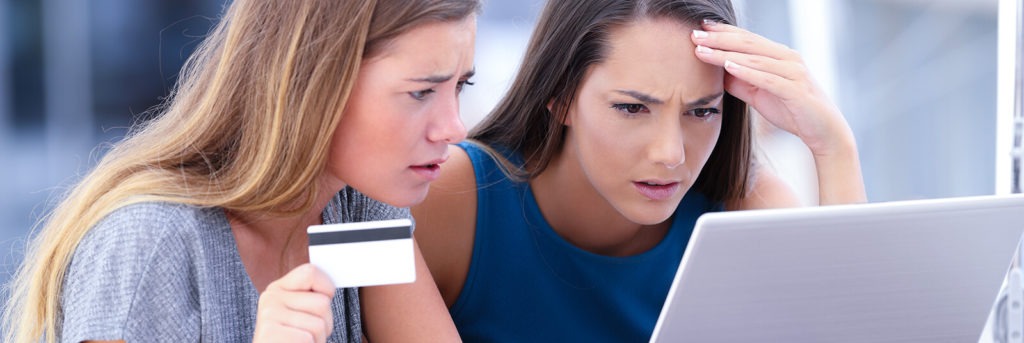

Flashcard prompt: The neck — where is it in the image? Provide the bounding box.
[228,175,344,292]
[530,148,669,257]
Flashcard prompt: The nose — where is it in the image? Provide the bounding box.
[648,118,685,169]
[427,94,467,144]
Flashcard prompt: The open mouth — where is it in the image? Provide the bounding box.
[410,161,444,181]
[633,181,680,201]
[414,163,440,170]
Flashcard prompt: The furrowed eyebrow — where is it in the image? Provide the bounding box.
[614,90,724,107]
[686,92,725,107]
[408,74,454,84]
[614,90,664,105]
[407,68,475,84]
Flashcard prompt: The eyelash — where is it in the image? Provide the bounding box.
[456,80,475,93]
[688,108,721,120]
[409,89,436,100]
[611,103,649,116]
[409,80,475,101]
[611,103,721,120]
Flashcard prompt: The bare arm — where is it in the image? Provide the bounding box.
[727,165,802,210]
[360,242,461,342]
[808,130,866,205]
[692,21,867,206]
[410,145,477,308]
[360,145,478,341]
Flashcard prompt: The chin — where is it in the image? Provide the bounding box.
[624,205,677,226]
[631,215,674,226]
[379,188,430,208]
[391,195,428,208]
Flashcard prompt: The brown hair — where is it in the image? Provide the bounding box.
[3,0,479,342]
[470,0,750,203]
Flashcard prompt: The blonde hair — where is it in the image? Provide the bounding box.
[3,0,479,341]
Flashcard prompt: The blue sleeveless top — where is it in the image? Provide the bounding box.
[451,141,723,342]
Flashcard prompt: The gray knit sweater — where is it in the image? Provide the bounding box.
[59,187,410,342]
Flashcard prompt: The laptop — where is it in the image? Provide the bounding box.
[649,194,1024,343]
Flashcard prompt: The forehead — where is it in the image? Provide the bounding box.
[363,17,476,72]
[590,17,723,94]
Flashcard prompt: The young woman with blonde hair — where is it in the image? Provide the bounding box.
[4,0,478,341]
[412,0,866,341]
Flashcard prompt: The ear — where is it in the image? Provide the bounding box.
[548,99,571,126]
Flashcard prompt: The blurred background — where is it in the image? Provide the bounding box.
[0,0,1001,312]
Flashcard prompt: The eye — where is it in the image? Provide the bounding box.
[611,103,649,116]
[409,89,436,101]
[686,108,720,120]
[456,80,475,93]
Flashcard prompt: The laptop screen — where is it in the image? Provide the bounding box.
[648,195,1024,343]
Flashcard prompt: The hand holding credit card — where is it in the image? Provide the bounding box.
[307,218,415,288]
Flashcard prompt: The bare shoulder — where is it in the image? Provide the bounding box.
[413,144,478,237]
[726,164,803,211]
[411,144,478,307]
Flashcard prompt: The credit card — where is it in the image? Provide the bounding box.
[307,218,415,288]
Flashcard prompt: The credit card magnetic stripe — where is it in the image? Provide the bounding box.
[308,226,412,246]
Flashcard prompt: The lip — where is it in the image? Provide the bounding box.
[418,156,449,167]
[633,180,681,201]
[409,156,450,182]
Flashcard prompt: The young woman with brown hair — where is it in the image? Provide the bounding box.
[413,0,866,341]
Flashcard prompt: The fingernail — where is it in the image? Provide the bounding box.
[692,30,709,39]
[702,19,720,26]
[724,60,741,70]
[696,45,713,54]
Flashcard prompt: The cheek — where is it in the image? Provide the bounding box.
[330,105,392,177]
[707,121,724,152]
[573,116,642,178]
[341,97,410,147]
[576,106,648,156]
[327,118,366,177]
[687,121,723,163]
